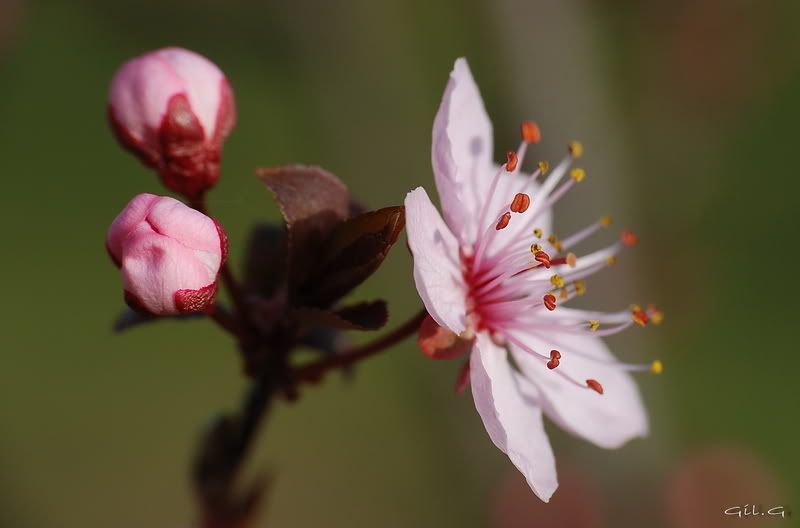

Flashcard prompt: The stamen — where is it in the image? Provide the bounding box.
[569,140,584,159]
[559,288,569,300]
[570,168,586,182]
[648,304,664,325]
[566,252,577,268]
[631,305,649,327]
[606,255,617,266]
[520,121,541,144]
[574,280,586,295]
[561,218,611,250]
[589,320,600,331]
[506,151,518,172]
[600,215,613,227]
[510,193,531,213]
[533,250,551,268]
[550,274,565,288]
[547,350,561,370]
[495,212,511,230]
[650,360,664,375]
[530,243,543,253]
[547,234,563,252]
[621,229,639,247]
[538,160,549,174]
[586,379,604,394]
[533,228,543,238]
[543,294,557,311]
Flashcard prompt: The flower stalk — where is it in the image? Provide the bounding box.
[293,308,428,383]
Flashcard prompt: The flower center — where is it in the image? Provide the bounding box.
[453,125,664,392]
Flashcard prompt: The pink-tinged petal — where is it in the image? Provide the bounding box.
[121,227,217,315]
[108,48,235,197]
[155,47,226,138]
[109,55,185,142]
[106,193,160,261]
[432,58,494,240]
[108,194,224,315]
[470,334,558,502]
[509,331,648,449]
[145,196,223,258]
[405,187,467,334]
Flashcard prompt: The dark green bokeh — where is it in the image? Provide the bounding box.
[1,1,798,526]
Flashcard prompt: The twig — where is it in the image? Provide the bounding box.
[293,308,427,383]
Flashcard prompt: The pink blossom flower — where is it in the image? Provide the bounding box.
[406,59,662,501]
[106,193,228,315]
[108,47,236,198]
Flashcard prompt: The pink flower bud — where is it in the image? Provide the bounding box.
[108,47,236,198]
[106,193,228,315]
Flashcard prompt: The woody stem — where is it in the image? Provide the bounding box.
[293,308,428,383]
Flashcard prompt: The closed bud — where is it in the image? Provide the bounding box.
[106,193,228,315]
[108,47,236,198]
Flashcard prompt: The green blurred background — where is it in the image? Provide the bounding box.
[2,0,799,526]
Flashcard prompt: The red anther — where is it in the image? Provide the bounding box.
[543,294,557,311]
[546,349,561,370]
[521,121,542,144]
[632,308,649,327]
[495,212,512,230]
[586,379,604,394]
[534,250,551,268]
[506,151,518,172]
[510,193,531,213]
[621,229,639,247]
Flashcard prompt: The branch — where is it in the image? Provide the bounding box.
[293,308,427,383]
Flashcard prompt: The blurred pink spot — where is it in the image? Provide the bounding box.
[491,466,607,528]
[665,445,786,528]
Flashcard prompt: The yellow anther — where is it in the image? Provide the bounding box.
[566,252,577,268]
[649,305,664,325]
[530,243,543,253]
[559,288,569,300]
[589,320,600,331]
[538,160,550,174]
[547,234,563,252]
[550,274,565,288]
[606,255,617,266]
[574,280,587,296]
[568,140,584,158]
[533,228,543,238]
[630,304,643,312]
[650,360,664,375]
[570,168,586,182]
[600,215,613,227]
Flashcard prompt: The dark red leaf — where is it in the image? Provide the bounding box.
[243,223,288,297]
[293,300,388,331]
[300,206,405,306]
[257,165,350,287]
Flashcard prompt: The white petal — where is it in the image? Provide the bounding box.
[432,58,494,241]
[404,187,467,334]
[509,331,649,449]
[470,334,558,502]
